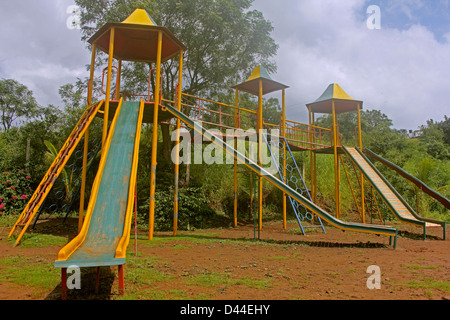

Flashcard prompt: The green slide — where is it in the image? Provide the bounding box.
[55,101,142,268]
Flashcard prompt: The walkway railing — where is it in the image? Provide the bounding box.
[162,92,333,150]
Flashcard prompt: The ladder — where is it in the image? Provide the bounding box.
[263,134,326,235]
[8,101,104,246]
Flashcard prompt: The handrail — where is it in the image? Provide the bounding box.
[363,148,450,210]
[285,119,331,132]
[344,146,446,240]
[170,92,334,150]
[181,92,256,115]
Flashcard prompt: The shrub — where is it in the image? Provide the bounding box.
[138,186,215,231]
[0,169,32,215]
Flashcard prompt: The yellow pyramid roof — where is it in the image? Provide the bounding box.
[88,9,186,63]
[122,9,156,26]
[232,65,289,96]
[306,84,363,114]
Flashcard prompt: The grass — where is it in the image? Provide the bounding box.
[125,255,173,286]
[402,264,440,270]
[7,233,67,248]
[398,278,450,294]
[0,256,60,293]
[266,256,290,260]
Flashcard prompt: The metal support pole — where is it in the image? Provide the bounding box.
[309,108,317,203]
[116,60,122,100]
[332,101,341,219]
[357,104,365,223]
[79,44,96,233]
[173,51,183,236]
[103,27,115,155]
[61,268,67,300]
[234,88,239,228]
[149,31,163,240]
[282,89,287,230]
[118,265,124,295]
[312,112,317,203]
[258,79,263,231]
[95,267,101,294]
[79,129,89,233]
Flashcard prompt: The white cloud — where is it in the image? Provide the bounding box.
[253,0,450,130]
[0,0,90,108]
[0,0,448,130]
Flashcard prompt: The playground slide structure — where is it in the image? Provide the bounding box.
[54,99,144,293]
[343,146,446,239]
[363,148,450,211]
[163,103,399,248]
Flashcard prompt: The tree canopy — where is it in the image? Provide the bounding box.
[0,78,40,132]
[74,0,279,99]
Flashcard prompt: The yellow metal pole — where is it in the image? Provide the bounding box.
[87,43,96,106]
[309,109,317,203]
[308,108,314,201]
[341,155,362,219]
[258,79,263,231]
[234,88,239,228]
[357,103,365,223]
[332,101,341,219]
[250,172,254,217]
[312,112,317,203]
[103,28,115,147]
[103,27,115,155]
[79,129,89,233]
[149,31,163,240]
[116,60,122,100]
[173,51,183,236]
[79,43,96,233]
[282,89,287,230]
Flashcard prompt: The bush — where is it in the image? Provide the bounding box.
[0,169,32,215]
[138,186,215,231]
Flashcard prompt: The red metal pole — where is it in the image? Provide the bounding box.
[95,267,101,294]
[61,268,67,300]
[134,182,138,256]
[118,265,124,296]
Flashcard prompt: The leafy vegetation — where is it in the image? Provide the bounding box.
[0,169,32,215]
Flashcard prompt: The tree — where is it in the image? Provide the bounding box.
[436,116,450,145]
[419,119,450,160]
[0,79,40,132]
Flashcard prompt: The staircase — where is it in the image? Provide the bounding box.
[8,101,104,246]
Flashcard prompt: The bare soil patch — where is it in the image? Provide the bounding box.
[0,217,449,301]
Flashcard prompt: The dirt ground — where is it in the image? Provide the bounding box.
[0,217,449,301]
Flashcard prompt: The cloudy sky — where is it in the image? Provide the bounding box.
[0,0,449,130]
